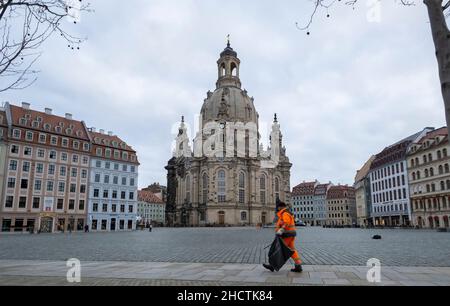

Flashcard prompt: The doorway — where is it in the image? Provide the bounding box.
[110,218,116,231]
[40,217,53,233]
[218,211,225,225]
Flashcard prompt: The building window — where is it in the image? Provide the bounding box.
[49,150,56,159]
[60,166,66,176]
[275,177,280,201]
[104,175,110,184]
[9,160,17,171]
[19,196,27,208]
[81,169,87,179]
[217,170,226,202]
[71,168,77,177]
[113,176,118,184]
[61,152,68,162]
[5,196,13,208]
[46,181,54,192]
[22,161,30,172]
[129,192,134,200]
[130,178,135,186]
[13,129,21,139]
[121,191,126,199]
[24,147,32,156]
[186,175,191,202]
[48,164,55,175]
[129,205,133,213]
[102,203,108,212]
[96,160,101,168]
[122,177,127,185]
[92,203,98,212]
[202,173,208,204]
[241,211,247,221]
[93,189,99,198]
[7,178,15,188]
[72,155,79,163]
[64,199,73,211]
[32,197,40,209]
[58,182,65,192]
[34,180,42,191]
[10,145,19,154]
[21,179,28,189]
[59,199,66,210]
[238,172,245,204]
[103,190,109,198]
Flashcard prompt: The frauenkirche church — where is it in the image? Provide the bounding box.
[165,42,292,226]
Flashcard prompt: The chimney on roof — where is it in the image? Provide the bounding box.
[108,131,113,136]
[99,129,105,134]
[22,102,30,110]
[44,108,52,115]
[65,113,72,120]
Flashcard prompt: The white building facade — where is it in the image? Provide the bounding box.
[137,190,165,225]
[313,183,331,226]
[369,128,432,226]
[87,130,139,231]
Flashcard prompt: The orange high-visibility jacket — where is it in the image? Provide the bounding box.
[275,208,297,237]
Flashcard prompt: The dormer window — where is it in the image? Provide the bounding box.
[59,122,64,127]
[44,123,51,131]
[112,141,118,147]
[55,126,62,133]
[76,130,82,137]
[32,121,39,128]
[20,118,27,125]
[96,148,102,156]
[65,128,72,135]
[36,116,42,122]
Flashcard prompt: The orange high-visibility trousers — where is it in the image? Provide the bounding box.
[283,237,302,264]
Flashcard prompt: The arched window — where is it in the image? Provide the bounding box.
[439,165,444,175]
[417,171,421,179]
[411,159,415,167]
[231,62,238,77]
[275,177,280,201]
[423,155,427,163]
[185,175,191,203]
[425,169,429,177]
[238,172,245,204]
[220,63,226,77]
[415,157,419,165]
[446,164,450,173]
[240,211,247,221]
[217,170,226,203]
[412,172,416,181]
[202,173,208,204]
[444,148,448,157]
[426,184,430,193]
[430,168,434,176]
[260,174,266,205]
[446,180,450,190]
[428,153,433,162]
[441,181,446,191]
[438,150,442,159]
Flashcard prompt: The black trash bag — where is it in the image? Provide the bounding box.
[268,236,294,272]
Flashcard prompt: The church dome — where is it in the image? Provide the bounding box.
[200,42,258,125]
[201,86,258,124]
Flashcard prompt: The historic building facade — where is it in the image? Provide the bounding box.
[137,190,165,226]
[1,102,91,233]
[354,155,375,227]
[407,127,450,228]
[291,181,318,225]
[368,128,432,226]
[87,129,139,231]
[326,185,356,226]
[313,183,332,226]
[165,43,292,227]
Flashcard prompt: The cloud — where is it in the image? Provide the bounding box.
[1,0,445,189]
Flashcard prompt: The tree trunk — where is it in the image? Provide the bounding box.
[425,0,450,136]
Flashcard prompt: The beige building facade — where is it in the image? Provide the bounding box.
[326,185,356,226]
[1,103,91,233]
[408,127,450,229]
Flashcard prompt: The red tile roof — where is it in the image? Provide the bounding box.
[292,181,317,196]
[138,190,164,204]
[327,185,355,199]
[9,104,89,140]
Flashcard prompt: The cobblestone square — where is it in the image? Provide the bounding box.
[1,227,450,267]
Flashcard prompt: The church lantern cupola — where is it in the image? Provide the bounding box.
[216,37,241,89]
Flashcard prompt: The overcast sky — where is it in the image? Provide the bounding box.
[1,0,446,189]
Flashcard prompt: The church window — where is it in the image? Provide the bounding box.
[241,211,247,221]
[260,174,266,205]
[239,172,245,204]
[202,173,208,204]
[186,175,191,203]
[218,170,226,203]
[275,177,280,201]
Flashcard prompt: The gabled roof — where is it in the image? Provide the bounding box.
[327,185,355,199]
[8,104,89,140]
[89,131,135,153]
[138,190,164,204]
[354,155,376,183]
[292,181,318,196]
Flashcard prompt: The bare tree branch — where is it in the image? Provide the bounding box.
[0,0,92,92]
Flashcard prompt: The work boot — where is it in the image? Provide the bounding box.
[291,264,303,273]
[262,263,274,272]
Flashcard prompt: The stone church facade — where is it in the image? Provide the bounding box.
[165,43,292,227]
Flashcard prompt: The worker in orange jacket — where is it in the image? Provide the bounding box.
[263,201,303,273]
